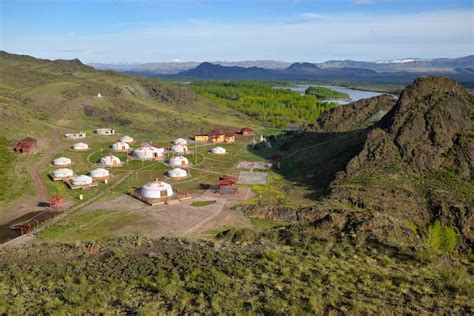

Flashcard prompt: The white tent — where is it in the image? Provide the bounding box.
[89,168,110,179]
[53,157,72,167]
[173,138,188,145]
[111,141,130,152]
[167,168,187,179]
[119,135,134,144]
[71,175,93,186]
[171,144,188,154]
[169,156,189,167]
[211,147,226,155]
[140,180,173,199]
[71,142,89,151]
[100,155,121,167]
[133,144,164,160]
[52,168,74,179]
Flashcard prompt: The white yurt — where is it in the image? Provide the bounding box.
[140,180,173,199]
[119,135,134,144]
[71,175,93,186]
[53,157,72,167]
[52,168,74,179]
[169,156,189,167]
[89,168,110,180]
[133,144,164,160]
[111,141,130,152]
[173,138,188,145]
[167,168,187,179]
[71,142,89,151]
[171,144,188,154]
[100,155,121,167]
[211,147,226,155]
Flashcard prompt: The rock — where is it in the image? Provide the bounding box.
[315,94,397,132]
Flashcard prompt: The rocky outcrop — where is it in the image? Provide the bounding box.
[315,95,396,132]
[379,76,473,171]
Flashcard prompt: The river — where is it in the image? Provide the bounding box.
[274,84,388,105]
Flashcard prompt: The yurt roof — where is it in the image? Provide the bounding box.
[168,168,187,177]
[174,138,187,144]
[142,180,172,191]
[53,168,74,176]
[72,175,93,184]
[54,157,72,164]
[212,146,226,153]
[90,168,109,177]
[120,136,134,142]
[73,142,88,148]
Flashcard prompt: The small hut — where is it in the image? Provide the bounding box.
[71,142,89,151]
[96,128,115,136]
[211,146,226,155]
[240,127,255,136]
[14,137,37,154]
[218,175,237,194]
[53,157,72,167]
[111,141,130,152]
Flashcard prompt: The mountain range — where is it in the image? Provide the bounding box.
[90,55,474,75]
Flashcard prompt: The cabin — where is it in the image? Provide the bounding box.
[95,128,115,135]
[240,127,255,136]
[224,134,235,143]
[14,137,38,154]
[195,134,209,142]
[208,130,225,143]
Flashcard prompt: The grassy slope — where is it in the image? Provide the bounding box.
[0,52,257,211]
[0,234,472,314]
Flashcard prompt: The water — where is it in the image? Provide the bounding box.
[274,84,388,105]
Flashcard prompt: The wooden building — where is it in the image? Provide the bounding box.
[195,130,235,143]
[218,175,238,194]
[14,137,37,154]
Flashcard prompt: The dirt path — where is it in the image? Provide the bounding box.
[0,133,67,225]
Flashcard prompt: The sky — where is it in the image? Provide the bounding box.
[0,0,473,63]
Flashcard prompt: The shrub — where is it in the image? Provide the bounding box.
[424,221,458,254]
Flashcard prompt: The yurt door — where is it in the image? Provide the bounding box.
[161,190,168,198]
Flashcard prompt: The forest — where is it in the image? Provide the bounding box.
[305,86,350,99]
[190,81,337,127]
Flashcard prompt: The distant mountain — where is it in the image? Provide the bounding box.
[286,62,320,72]
[317,55,474,73]
[89,60,290,75]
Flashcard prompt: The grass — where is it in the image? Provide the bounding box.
[191,200,216,207]
[1,231,473,314]
[38,209,139,242]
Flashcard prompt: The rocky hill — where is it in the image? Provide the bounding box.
[249,76,473,253]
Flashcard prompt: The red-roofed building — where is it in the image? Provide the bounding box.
[14,137,38,154]
[218,175,238,194]
[240,127,255,136]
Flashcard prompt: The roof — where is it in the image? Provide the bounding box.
[218,175,237,186]
[207,130,225,137]
[17,137,38,145]
[241,127,254,132]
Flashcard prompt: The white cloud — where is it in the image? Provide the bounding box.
[1,9,472,63]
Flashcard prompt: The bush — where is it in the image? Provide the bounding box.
[424,221,458,254]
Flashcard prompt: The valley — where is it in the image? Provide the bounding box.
[0,52,472,314]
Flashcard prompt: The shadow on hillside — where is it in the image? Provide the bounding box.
[251,129,369,201]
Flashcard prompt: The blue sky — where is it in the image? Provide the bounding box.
[1,0,473,63]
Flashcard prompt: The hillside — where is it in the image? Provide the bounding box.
[248,76,473,253]
[0,51,256,215]
[0,52,473,314]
